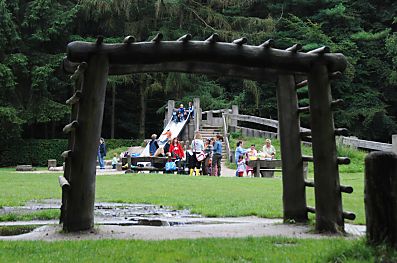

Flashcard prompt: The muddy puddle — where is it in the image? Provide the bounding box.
[0,199,237,234]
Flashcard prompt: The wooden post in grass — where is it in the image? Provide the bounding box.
[63,54,109,232]
[365,151,397,246]
[308,62,344,233]
[392,135,397,154]
[277,74,308,223]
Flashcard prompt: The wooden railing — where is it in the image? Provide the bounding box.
[207,109,395,153]
[222,113,232,162]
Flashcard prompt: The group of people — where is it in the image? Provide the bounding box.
[149,131,223,176]
[172,102,195,123]
[235,138,276,177]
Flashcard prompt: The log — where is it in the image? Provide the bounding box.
[177,34,192,42]
[304,180,315,187]
[232,37,247,45]
[66,40,348,74]
[58,176,70,191]
[365,151,397,246]
[205,33,220,43]
[151,33,163,42]
[308,46,330,54]
[66,91,82,105]
[340,185,353,194]
[335,128,349,136]
[259,39,274,48]
[62,121,79,134]
[16,165,33,171]
[286,44,302,52]
[48,159,57,169]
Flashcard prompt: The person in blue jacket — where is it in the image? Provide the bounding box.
[149,134,159,156]
[98,138,107,169]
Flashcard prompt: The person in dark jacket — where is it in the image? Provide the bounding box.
[98,138,107,169]
[149,134,159,156]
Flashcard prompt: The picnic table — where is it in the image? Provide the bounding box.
[246,159,308,178]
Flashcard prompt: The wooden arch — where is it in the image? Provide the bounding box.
[61,33,353,233]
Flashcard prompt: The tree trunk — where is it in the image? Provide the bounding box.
[139,85,146,139]
[111,86,115,139]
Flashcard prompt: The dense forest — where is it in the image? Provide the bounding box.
[1,0,396,146]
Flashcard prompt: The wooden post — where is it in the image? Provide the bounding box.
[365,151,397,246]
[64,54,109,232]
[231,105,238,127]
[207,111,214,126]
[193,97,200,131]
[308,62,343,233]
[167,100,175,123]
[277,74,308,223]
[392,135,397,154]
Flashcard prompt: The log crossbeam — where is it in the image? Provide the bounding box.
[65,40,347,77]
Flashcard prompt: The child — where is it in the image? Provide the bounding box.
[111,153,118,169]
[237,155,246,177]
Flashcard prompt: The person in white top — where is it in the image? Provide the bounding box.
[190,131,204,175]
[262,139,276,159]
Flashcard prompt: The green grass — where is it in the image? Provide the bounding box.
[0,169,366,224]
[0,237,387,262]
[0,209,59,222]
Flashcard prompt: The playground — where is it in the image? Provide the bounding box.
[1,1,397,261]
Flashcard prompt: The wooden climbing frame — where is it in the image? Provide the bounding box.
[61,33,354,233]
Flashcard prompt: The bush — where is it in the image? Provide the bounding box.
[0,138,142,167]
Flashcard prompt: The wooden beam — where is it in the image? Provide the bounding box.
[63,121,79,134]
[151,33,163,42]
[58,176,70,190]
[340,185,353,194]
[232,37,248,45]
[66,91,82,105]
[205,33,220,43]
[177,34,192,42]
[259,39,274,48]
[66,41,348,74]
[308,46,330,54]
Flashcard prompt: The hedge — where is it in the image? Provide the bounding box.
[0,139,142,167]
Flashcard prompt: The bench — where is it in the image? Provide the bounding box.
[246,159,308,178]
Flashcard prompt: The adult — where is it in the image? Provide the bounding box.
[153,140,171,157]
[97,138,107,169]
[190,131,205,176]
[149,134,159,156]
[263,138,276,159]
[203,138,214,175]
[212,135,223,176]
[235,140,247,165]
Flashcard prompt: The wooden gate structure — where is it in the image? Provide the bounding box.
[61,33,354,233]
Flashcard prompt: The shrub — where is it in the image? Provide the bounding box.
[0,138,142,167]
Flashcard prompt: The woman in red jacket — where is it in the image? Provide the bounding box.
[169,137,185,160]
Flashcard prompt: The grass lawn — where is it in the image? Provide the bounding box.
[0,237,390,262]
[0,168,365,224]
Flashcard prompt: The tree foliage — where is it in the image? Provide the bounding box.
[0,0,396,144]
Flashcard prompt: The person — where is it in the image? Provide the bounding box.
[169,137,185,168]
[212,135,223,176]
[190,131,205,176]
[263,138,276,159]
[154,140,171,157]
[111,153,118,169]
[172,109,179,123]
[160,129,172,144]
[97,138,107,169]
[235,141,247,165]
[149,134,159,156]
[203,138,213,175]
[178,104,185,122]
[237,155,246,177]
[247,144,258,160]
[186,145,195,176]
[187,101,194,119]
